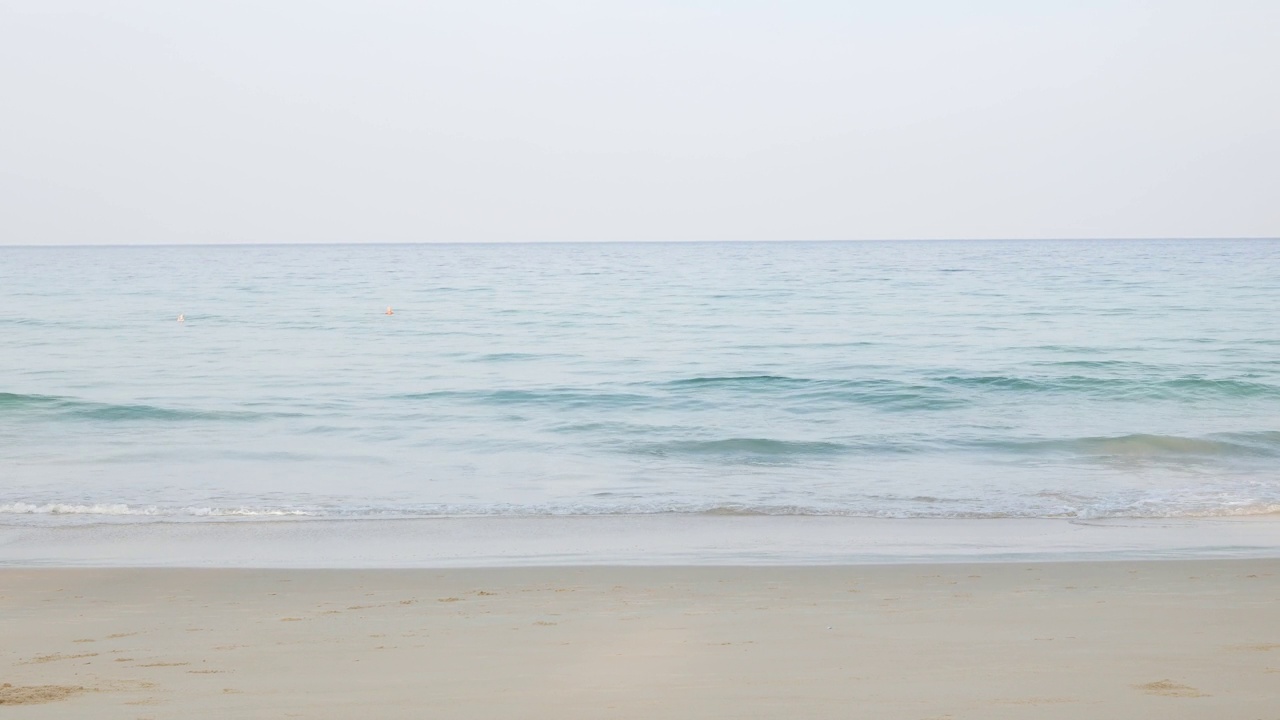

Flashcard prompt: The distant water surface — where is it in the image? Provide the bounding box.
[2,240,1278,525]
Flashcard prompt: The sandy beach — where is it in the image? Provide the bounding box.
[2,559,1278,719]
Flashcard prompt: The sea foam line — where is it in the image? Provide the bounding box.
[2,501,1278,522]
[0,502,315,517]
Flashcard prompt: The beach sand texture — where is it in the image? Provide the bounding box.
[3,560,1278,719]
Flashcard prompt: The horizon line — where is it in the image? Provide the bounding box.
[2,236,1278,249]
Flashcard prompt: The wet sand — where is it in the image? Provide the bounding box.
[2,560,1278,719]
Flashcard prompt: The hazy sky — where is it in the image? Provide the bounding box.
[2,1,1277,244]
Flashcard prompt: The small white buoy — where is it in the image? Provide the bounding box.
[177,314,185,323]
[385,306,394,315]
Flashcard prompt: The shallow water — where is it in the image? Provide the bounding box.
[2,240,1279,525]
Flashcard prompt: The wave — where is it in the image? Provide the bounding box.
[627,431,1280,462]
[1029,360,1165,370]
[663,375,809,387]
[0,392,282,423]
[392,388,655,409]
[380,372,1280,417]
[631,437,851,459]
[652,376,965,410]
[934,375,1280,399]
[654,373,1279,404]
[3,500,1278,523]
[472,352,571,362]
[986,432,1280,459]
[0,502,315,517]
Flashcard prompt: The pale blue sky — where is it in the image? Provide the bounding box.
[1,1,1276,244]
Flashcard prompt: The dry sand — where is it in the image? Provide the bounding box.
[2,560,1278,719]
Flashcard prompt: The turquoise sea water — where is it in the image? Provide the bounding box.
[2,240,1279,527]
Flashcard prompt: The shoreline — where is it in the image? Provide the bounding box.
[4,514,1280,568]
[3,559,1278,718]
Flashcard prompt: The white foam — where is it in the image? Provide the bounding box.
[0,502,156,516]
[180,507,316,517]
[0,503,316,518]
[1,499,1277,523]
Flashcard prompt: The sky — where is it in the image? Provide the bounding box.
[1,0,1277,245]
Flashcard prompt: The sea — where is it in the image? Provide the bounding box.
[2,239,1279,565]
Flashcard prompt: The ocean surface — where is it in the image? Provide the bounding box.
[2,240,1279,532]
